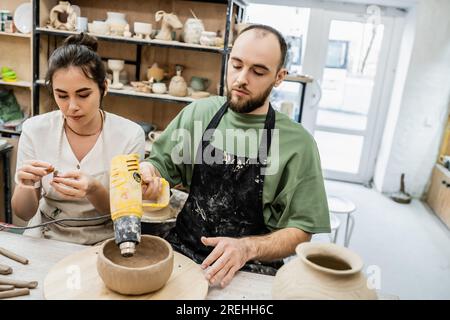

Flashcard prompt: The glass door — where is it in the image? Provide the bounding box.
[302,10,398,183]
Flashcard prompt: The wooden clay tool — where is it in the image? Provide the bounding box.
[0,246,29,265]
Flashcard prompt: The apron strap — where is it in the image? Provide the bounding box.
[258,103,276,165]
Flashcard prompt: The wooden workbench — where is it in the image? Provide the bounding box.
[0,231,273,300]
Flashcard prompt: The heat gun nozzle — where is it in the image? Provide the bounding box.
[119,242,136,257]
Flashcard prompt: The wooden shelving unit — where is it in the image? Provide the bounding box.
[0,126,21,136]
[36,79,195,103]
[33,0,247,129]
[0,31,31,38]
[0,79,32,88]
[35,27,226,53]
[0,1,33,125]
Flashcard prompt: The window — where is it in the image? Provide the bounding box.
[326,40,349,69]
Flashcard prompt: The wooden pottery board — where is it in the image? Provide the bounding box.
[142,206,176,222]
[44,245,208,299]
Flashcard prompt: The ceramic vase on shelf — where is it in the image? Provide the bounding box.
[134,22,152,40]
[183,18,204,44]
[152,82,167,94]
[199,31,216,46]
[105,12,127,36]
[169,65,188,97]
[190,76,210,92]
[272,242,378,300]
[108,59,125,90]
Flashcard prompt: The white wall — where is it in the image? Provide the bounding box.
[248,0,410,16]
[374,0,450,197]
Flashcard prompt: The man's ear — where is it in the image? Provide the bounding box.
[274,68,288,87]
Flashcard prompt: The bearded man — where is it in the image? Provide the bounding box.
[140,24,330,287]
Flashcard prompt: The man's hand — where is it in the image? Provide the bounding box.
[140,162,163,200]
[200,228,311,288]
[51,171,98,199]
[200,236,254,288]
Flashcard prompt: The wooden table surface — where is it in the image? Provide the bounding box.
[0,231,273,300]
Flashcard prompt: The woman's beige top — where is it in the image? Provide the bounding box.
[15,110,145,245]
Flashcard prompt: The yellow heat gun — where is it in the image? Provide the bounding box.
[110,154,168,257]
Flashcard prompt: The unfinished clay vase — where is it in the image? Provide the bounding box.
[97,235,174,295]
[272,242,377,300]
[169,68,187,97]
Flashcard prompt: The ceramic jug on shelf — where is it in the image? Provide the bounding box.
[169,66,188,97]
[183,18,204,44]
[152,82,167,94]
[199,31,216,46]
[105,12,128,36]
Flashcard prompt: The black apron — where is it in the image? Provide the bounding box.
[166,102,283,275]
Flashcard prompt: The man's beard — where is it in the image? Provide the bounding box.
[227,83,273,113]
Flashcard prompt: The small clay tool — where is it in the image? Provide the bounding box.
[46,166,55,173]
[0,285,14,291]
[0,276,38,289]
[0,264,12,275]
[0,288,30,299]
[0,246,29,264]
[45,166,60,178]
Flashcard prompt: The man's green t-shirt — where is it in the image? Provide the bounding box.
[148,96,330,234]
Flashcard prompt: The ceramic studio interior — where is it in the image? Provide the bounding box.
[0,0,449,301]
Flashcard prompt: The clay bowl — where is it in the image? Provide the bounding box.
[97,235,174,295]
[134,22,152,35]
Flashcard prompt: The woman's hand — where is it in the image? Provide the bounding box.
[16,160,54,187]
[51,171,98,200]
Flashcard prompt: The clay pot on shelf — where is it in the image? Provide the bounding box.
[168,66,188,97]
[97,235,174,295]
[90,20,109,35]
[190,76,210,92]
[182,18,204,44]
[105,12,127,36]
[134,22,152,40]
[272,242,378,300]
[152,82,167,94]
[199,31,216,46]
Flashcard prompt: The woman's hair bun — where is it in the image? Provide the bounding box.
[63,33,98,52]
